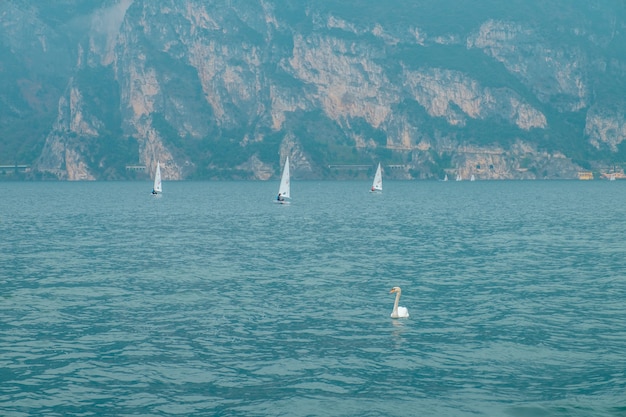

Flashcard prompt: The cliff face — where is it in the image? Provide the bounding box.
[3,0,626,180]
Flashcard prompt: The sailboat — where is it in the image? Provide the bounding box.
[370,163,383,192]
[276,157,290,204]
[152,161,162,195]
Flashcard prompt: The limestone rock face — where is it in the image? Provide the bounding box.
[468,19,589,112]
[585,107,626,152]
[2,0,624,180]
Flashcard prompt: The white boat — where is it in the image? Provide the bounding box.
[456,174,462,181]
[152,161,162,195]
[443,174,448,181]
[370,163,383,192]
[610,173,616,181]
[470,174,475,181]
[276,157,290,203]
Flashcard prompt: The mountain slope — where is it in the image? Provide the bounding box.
[2,0,626,180]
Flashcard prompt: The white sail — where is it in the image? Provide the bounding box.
[277,157,290,201]
[153,161,162,194]
[371,163,383,192]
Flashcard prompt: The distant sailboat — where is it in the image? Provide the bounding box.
[443,174,448,181]
[152,161,162,195]
[371,163,383,192]
[276,157,290,204]
[470,174,475,181]
[456,174,462,181]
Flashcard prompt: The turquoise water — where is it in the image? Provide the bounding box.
[1,180,625,416]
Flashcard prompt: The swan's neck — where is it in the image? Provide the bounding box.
[392,290,401,317]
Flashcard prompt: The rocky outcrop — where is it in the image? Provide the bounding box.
[403,68,547,130]
[468,20,588,112]
[585,106,626,152]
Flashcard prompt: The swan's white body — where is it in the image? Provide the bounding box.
[390,287,409,318]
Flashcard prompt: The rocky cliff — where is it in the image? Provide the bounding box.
[2,0,626,180]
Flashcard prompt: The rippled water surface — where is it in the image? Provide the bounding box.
[1,180,626,416]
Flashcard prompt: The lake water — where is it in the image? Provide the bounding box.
[1,180,625,416]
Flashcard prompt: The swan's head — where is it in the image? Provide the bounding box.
[390,286,402,294]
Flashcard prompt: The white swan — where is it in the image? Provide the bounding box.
[390,287,409,318]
